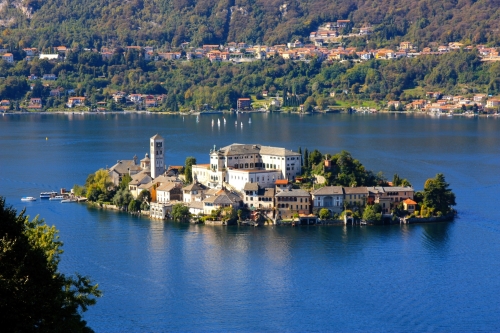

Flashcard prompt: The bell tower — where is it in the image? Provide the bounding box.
[150,134,165,178]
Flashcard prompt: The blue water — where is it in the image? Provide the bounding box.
[1,112,500,332]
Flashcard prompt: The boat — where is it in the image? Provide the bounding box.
[223,117,226,125]
[217,118,220,126]
[61,199,75,203]
[21,196,36,201]
[49,195,64,201]
[196,115,199,123]
[240,121,243,128]
[211,119,214,126]
[249,117,252,124]
[40,191,58,199]
[235,120,237,126]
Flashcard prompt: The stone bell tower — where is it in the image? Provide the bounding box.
[150,134,165,178]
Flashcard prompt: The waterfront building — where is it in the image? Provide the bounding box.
[150,201,174,219]
[343,187,369,208]
[367,186,414,214]
[243,183,275,210]
[202,188,243,215]
[192,143,302,192]
[150,134,165,178]
[275,188,311,219]
[311,186,344,214]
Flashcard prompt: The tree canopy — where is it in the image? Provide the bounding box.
[184,156,197,184]
[422,173,456,215]
[0,197,101,332]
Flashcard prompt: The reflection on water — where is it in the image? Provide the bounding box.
[421,222,451,252]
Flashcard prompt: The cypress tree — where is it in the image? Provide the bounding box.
[304,148,309,169]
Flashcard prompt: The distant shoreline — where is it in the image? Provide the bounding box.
[1,109,496,117]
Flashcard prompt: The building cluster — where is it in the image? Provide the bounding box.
[1,25,497,71]
[389,91,500,114]
[108,135,415,223]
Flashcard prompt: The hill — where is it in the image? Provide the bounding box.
[0,0,499,48]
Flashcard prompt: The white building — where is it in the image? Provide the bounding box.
[226,169,282,191]
[192,143,302,192]
[150,202,174,219]
[311,186,345,214]
[150,134,165,178]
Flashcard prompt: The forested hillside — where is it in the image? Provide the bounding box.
[1,0,499,48]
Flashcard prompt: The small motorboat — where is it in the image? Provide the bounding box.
[61,199,75,203]
[40,191,58,199]
[21,197,36,201]
[49,195,64,201]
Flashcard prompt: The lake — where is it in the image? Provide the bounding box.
[1,112,499,332]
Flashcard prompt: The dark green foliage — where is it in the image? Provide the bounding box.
[363,203,382,224]
[423,173,456,215]
[0,197,101,332]
[112,188,133,210]
[319,208,331,220]
[171,203,190,222]
[1,0,500,48]
[119,173,132,190]
[327,150,379,187]
[184,156,196,184]
[137,189,151,204]
[128,199,141,212]
[392,173,412,187]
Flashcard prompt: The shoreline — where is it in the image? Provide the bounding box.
[1,109,496,118]
[82,201,455,226]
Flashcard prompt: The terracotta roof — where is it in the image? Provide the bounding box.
[403,199,417,205]
[275,179,289,185]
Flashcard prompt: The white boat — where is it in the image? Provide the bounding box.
[217,118,220,126]
[240,121,243,128]
[211,119,214,126]
[49,196,64,201]
[235,120,237,126]
[196,115,199,123]
[61,199,75,203]
[21,196,36,201]
[223,117,226,125]
[40,191,58,199]
[249,117,252,124]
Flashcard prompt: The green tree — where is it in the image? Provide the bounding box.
[128,199,141,212]
[171,203,190,222]
[423,173,456,215]
[362,204,383,224]
[319,208,331,220]
[137,189,152,204]
[0,197,101,332]
[112,188,133,210]
[119,173,132,190]
[184,156,197,183]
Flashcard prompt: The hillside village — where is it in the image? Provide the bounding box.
[1,19,499,114]
[97,134,422,225]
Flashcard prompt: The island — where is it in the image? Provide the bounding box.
[74,134,456,226]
